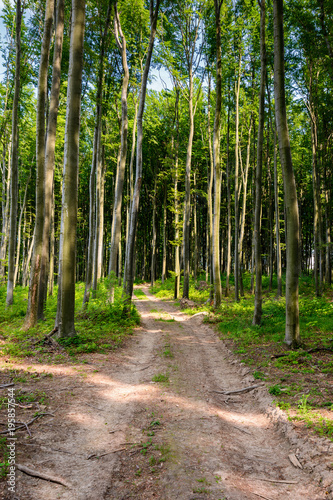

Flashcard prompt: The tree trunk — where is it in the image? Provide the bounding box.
[14,172,30,286]
[183,68,194,300]
[162,181,167,283]
[123,0,161,305]
[225,84,231,297]
[274,0,300,347]
[0,140,11,283]
[38,0,64,315]
[174,89,180,299]
[56,0,85,338]
[25,0,54,323]
[234,51,242,303]
[212,0,223,307]
[151,177,157,288]
[273,125,282,297]
[253,0,266,325]
[6,0,22,306]
[207,74,214,301]
[109,3,129,278]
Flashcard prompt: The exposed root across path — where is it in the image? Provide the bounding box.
[8,286,329,499]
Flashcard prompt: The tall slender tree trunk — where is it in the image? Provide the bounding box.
[183,69,195,300]
[109,3,129,278]
[6,0,22,306]
[225,84,231,297]
[212,0,223,307]
[174,89,180,299]
[274,0,300,347]
[56,0,85,338]
[39,0,65,314]
[0,141,11,283]
[14,172,30,286]
[162,181,167,283]
[253,0,266,324]
[234,51,242,303]
[25,0,54,323]
[273,125,282,297]
[238,115,252,295]
[151,177,157,287]
[207,74,214,301]
[123,0,161,305]
[48,187,55,295]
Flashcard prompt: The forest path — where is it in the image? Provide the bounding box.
[14,286,327,500]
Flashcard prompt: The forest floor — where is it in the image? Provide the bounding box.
[0,285,332,499]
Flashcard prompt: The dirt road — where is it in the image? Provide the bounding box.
[12,286,329,499]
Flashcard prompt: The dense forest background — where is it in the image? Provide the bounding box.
[0,0,332,345]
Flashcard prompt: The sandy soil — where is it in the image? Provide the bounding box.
[2,286,331,499]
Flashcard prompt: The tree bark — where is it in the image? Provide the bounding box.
[39,0,65,314]
[273,0,300,347]
[234,51,242,303]
[109,3,130,278]
[6,0,22,306]
[56,0,85,338]
[123,0,161,305]
[25,0,54,322]
[253,0,266,325]
[212,0,223,307]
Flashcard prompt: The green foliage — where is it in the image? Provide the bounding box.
[0,281,140,359]
[152,373,169,384]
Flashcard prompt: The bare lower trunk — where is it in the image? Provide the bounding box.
[273,125,282,297]
[225,86,231,297]
[274,0,300,347]
[234,52,242,303]
[123,0,161,305]
[25,0,54,322]
[162,182,167,283]
[207,74,214,301]
[253,0,266,325]
[39,0,64,315]
[56,0,85,338]
[6,0,22,306]
[109,4,129,277]
[212,0,223,307]
[14,173,30,286]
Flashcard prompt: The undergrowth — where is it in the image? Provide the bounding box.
[0,281,140,360]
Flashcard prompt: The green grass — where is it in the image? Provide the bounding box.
[152,373,169,384]
[0,281,140,359]
[133,288,148,300]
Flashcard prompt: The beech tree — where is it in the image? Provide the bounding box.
[274,0,300,346]
[56,0,85,338]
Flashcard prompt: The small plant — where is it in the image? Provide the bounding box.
[269,384,282,396]
[253,371,265,380]
[152,373,169,384]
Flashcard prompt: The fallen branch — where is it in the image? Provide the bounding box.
[17,464,71,488]
[211,384,264,396]
[254,493,274,500]
[271,347,332,359]
[0,413,54,435]
[249,477,298,484]
[232,425,252,435]
[87,447,126,460]
[0,383,15,389]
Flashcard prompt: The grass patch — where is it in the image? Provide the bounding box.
[0,281,140,360]
[152,373,169,385]
[133,289,148,300]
